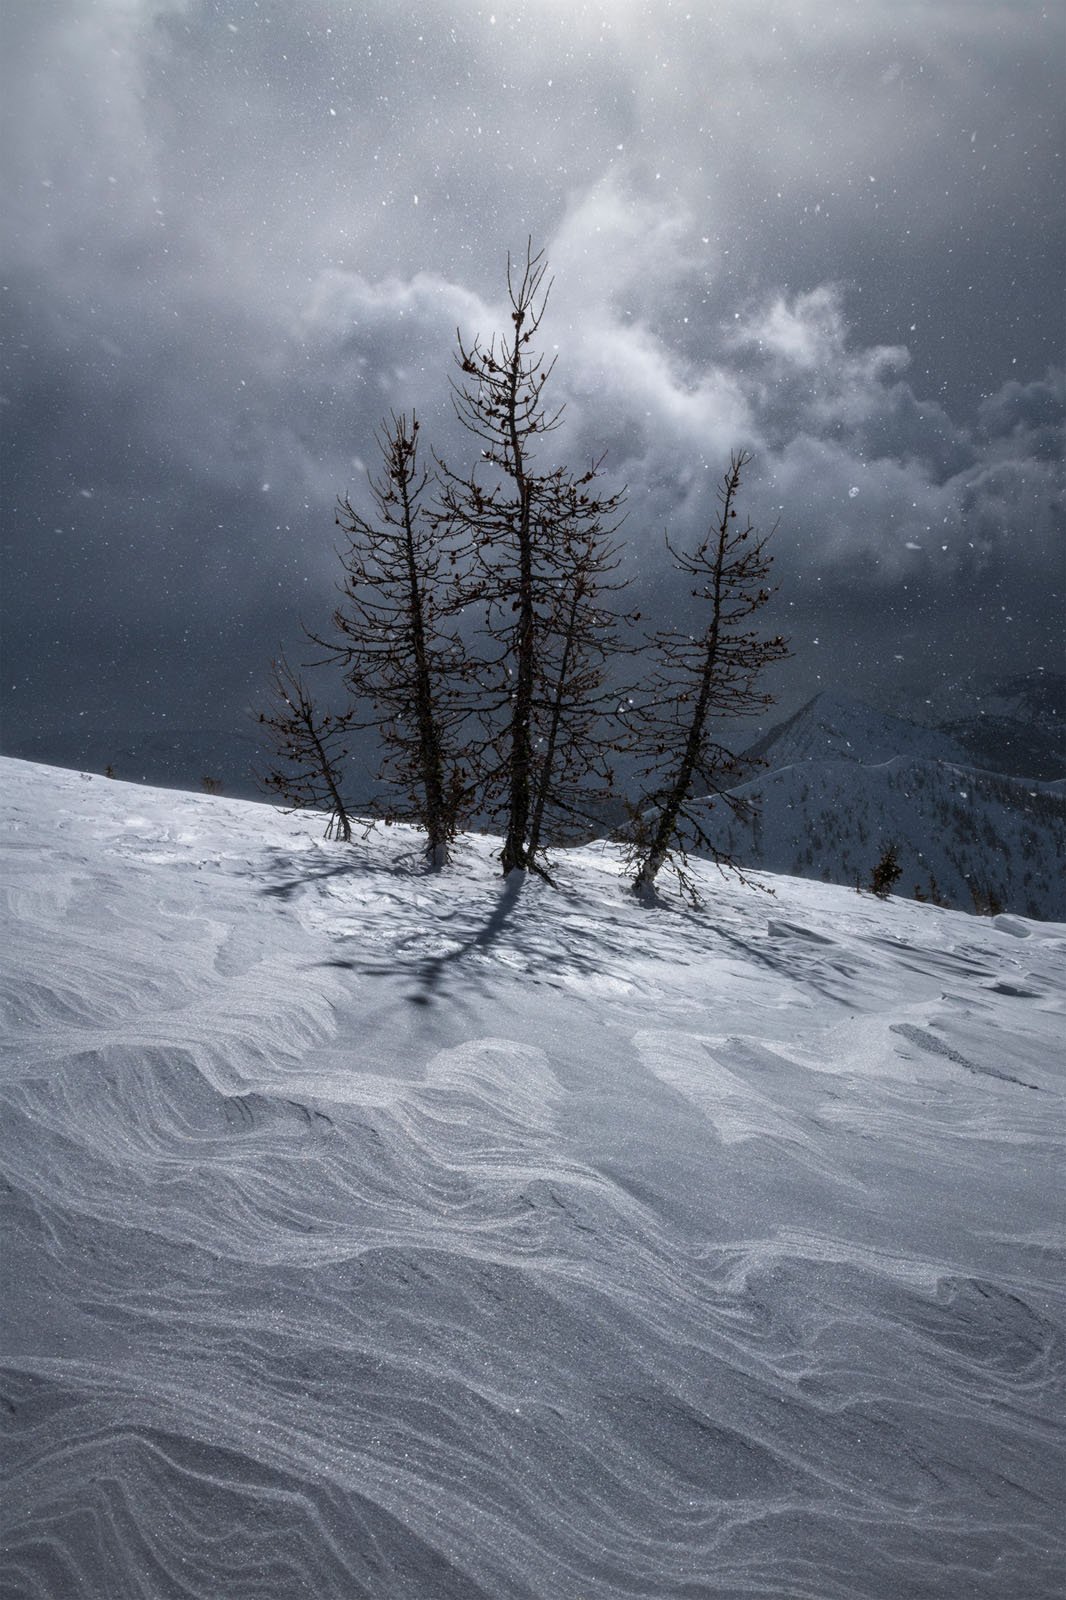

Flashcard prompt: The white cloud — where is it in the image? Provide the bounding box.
[276,199,1060,618]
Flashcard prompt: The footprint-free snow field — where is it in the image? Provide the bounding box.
[1,758,1063,1598]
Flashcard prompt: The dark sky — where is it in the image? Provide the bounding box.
[2,0,1063,751]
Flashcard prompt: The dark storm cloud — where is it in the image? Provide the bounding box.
[1,0,1062,747]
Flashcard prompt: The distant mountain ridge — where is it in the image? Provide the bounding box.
[708,691,1065,921]
[745,692,975,771]
[936,671,1065,782]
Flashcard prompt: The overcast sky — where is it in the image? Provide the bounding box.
[2,0,1063,750]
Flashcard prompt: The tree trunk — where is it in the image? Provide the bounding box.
[501,348,535,873]
[398,468,450,864]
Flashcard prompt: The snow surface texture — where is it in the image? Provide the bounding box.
[720,693,1065,921]
[1,757,1064,1600]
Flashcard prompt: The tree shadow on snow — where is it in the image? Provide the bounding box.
[257,835,439,901]
[407,871,527,1006]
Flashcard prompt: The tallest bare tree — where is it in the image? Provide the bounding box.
[434,244,627,874]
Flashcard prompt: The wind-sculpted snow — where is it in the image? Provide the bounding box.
[1,759,1063,1598]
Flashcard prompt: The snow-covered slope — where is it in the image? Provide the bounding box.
[2,758,1064,1600]
[719,693,1066,920]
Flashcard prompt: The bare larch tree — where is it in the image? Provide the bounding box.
[434,243,628,875]
[323,411,473,866]
[627,450,789,903]
[258,655,355,842]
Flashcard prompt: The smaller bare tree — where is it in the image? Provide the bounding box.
[626,451,789,904]
[258,656,354,841]
[322,411,475,867]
